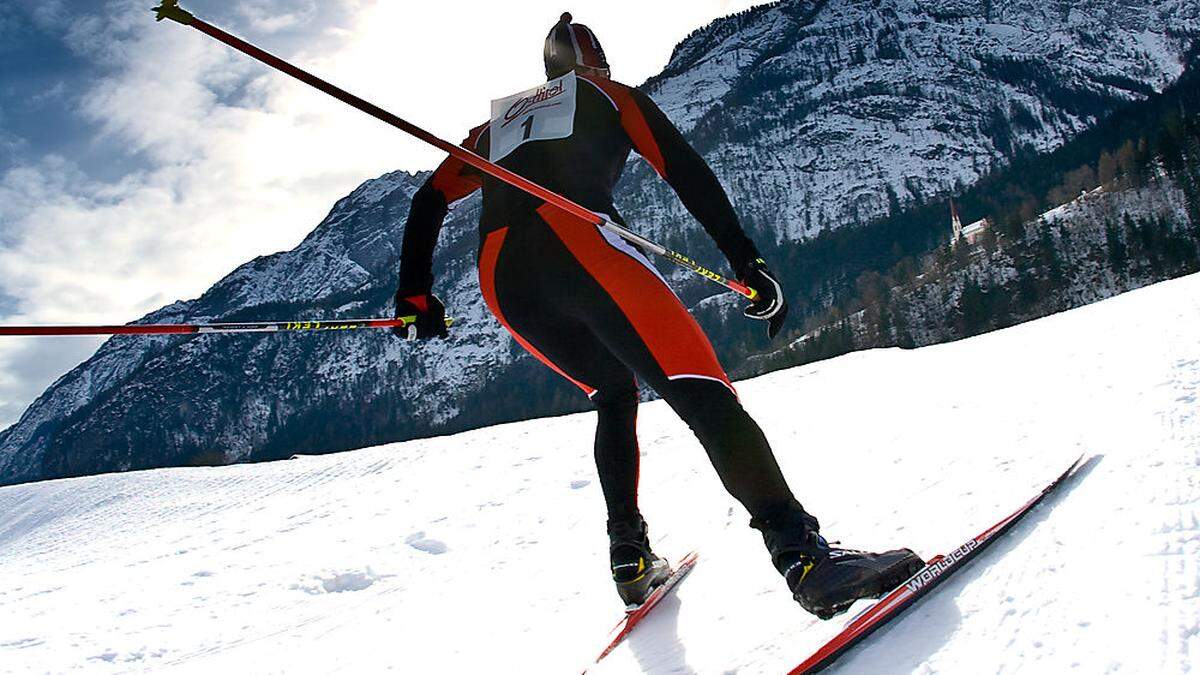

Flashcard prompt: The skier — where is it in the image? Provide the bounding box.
[394,13,921,619]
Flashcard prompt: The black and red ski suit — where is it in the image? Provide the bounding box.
[398,72,805,528]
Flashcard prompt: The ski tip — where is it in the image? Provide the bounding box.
[1060,454,1090,482]
[1063,453,1103,487]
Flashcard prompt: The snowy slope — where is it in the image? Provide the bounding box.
[2,273,1198,673]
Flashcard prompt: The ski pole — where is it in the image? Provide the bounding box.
[0,316,451,337]
[151,0,758,302]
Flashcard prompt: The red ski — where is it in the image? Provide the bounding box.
[790,456,1086,674]
[587,551,699,670]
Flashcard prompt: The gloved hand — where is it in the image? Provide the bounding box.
[738,258,788,339]
[393,292,449,341]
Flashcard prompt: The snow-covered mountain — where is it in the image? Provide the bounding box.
[635,0,1199,241]
[2,272,1197,672]
[1,0,1197,485]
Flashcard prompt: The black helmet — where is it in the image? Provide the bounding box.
[544,12,609,79]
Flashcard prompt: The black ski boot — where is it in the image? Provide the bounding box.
[754,508,923,620]
[608,517,671,609]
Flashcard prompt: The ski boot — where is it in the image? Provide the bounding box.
[608,517,671,609]
[754,508,923,620]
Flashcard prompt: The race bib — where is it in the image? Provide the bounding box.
[488,71,577,162]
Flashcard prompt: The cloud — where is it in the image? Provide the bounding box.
[0,114,28,169]
[0,337,103,430]
[237,0,319,34]
[0,0,410,427]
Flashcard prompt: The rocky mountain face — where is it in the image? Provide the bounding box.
[2,0,1197,485]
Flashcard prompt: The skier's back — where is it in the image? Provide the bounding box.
[396,13,921,618]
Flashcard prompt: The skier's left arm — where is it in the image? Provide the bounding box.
[395,124,487,340]
[615,85,788,338]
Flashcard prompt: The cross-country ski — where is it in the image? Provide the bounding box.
[2,1,1198,673]
[590,551,699,669]
[789,456,1087,674]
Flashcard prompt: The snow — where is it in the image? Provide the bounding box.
[3,273,1200,672]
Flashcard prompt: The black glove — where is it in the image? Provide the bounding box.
[393,292,449,341]
[738,258,788,339]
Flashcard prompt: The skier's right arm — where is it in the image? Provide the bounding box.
[580,75,789,339]
[395,124,488,339]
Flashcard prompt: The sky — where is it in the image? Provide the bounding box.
[0,0,773,430]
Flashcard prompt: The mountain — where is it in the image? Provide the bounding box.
[1,0,1198,485]
[762,55,1200,367]
[3,271,1198,671]
[637,0,1198,243]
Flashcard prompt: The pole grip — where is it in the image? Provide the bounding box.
[153,0,195,24]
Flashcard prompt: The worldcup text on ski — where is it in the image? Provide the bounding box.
[904,540,980,592]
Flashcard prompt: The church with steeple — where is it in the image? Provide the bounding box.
[950,199,991,248]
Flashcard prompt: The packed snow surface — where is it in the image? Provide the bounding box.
[3,274,1199,673]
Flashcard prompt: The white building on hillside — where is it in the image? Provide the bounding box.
[950,199,991,247]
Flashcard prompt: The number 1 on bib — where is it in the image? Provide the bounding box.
[489,71,578,162]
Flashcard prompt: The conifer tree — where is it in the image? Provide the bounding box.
[1105,219,1128,273]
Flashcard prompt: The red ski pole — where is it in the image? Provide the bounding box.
[0,317,451,337]
[151,0,758,301]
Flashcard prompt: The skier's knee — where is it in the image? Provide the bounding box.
[663,378,743,426]
[592,385,639,414]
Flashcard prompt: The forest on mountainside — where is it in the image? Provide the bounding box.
[749,52,1200,371]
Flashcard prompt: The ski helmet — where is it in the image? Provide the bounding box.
[544,12,609,79]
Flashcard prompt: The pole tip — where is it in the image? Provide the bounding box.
[153,0,195,25]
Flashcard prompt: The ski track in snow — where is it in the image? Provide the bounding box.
[3,274,1200,673]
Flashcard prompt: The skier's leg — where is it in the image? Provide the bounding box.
[662,379,921,619]
[479,226,641,518]
[591,384,642,523]
[531,204,807,525]
[654,377,799,520]
[586,385,672,607]
[478,223,670,605]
